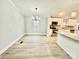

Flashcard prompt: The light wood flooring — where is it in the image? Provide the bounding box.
[0,35,72,59]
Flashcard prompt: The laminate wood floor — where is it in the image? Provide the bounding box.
[0,36,72,59]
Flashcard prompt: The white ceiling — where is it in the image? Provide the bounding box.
[12,0,77,17]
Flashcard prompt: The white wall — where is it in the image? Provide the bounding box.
[0,0,24,51]
[24,16,48,34]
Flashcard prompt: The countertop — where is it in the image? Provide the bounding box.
[58,30,79,42]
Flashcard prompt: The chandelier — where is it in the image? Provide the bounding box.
[32,8,40,21]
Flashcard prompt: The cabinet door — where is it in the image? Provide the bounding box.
[67,19,77,26]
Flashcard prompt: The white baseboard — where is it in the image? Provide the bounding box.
[24,33,47,36]
[0,34,24,55]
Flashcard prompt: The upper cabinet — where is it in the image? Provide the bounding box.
[67,19,78,26]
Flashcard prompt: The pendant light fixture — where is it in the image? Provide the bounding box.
[32,8,40,21]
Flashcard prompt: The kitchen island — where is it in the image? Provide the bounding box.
[57,31,79,59]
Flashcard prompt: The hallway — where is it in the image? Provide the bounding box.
[0,36,71,59]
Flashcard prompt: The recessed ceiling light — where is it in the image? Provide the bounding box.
[59,12,64,16]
